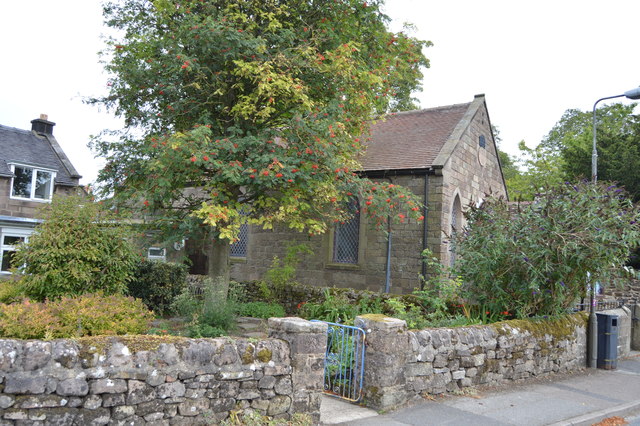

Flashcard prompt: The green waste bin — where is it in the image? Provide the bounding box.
[596,312,619,370]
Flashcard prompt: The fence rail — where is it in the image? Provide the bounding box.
[573,299,638,312]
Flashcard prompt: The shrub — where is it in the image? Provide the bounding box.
[171,287,203,319]
[200,283,236,333]
[235,301,286,318]
[262,243,313,298]
[170,278,236,335]
[456,181,640,317]
[0,279,26,304]
[14,194,139,301]
[51,293,154,336]
[0,293,154,339]
[127,260,188,316]
[0,300,62,339]
[300,289,362,324]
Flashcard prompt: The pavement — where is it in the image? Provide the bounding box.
[320,352,640,426]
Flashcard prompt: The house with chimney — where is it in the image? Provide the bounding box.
[221,94,508,294]
[0,115,82,273]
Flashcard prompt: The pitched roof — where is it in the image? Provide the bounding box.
[0,124,81,186]
[359,101,471,171]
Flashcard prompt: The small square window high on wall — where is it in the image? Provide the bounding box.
[147,247,166,261]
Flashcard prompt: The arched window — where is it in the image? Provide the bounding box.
[333,199,360,264]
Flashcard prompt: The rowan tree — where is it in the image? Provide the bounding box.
[90,0,431,289]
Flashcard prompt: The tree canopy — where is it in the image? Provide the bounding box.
[505,102,640,201]
[544,103,640,200]
[90,0,430,262]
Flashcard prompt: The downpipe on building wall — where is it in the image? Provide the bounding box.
[384,218,392,294]
[420,172,430,290]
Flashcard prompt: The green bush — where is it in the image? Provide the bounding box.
[170,278,236,335]
[235,301,286,318]
[456,181,640,317]
[14,194,139,301]
[0,279,26,304]
[127,260,188,316]
[0,300,62,339]
[51,293,154,336]
[261,244,313,299]
[201,284,236,333]
[0,293,154,339]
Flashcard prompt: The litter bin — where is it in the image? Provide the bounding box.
[596,312,619,370]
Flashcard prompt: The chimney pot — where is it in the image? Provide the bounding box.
[40,113,48,120]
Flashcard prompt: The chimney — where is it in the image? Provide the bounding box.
[31,114,56,135]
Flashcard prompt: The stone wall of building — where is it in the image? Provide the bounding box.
[231,174,428,295]
[436,101,508,266]
[355,314,588,411]
[0,318,326,425]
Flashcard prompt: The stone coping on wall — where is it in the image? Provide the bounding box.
[355,313,589,411]
[0,317,327,425]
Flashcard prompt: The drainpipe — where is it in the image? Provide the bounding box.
[384,218,392,293]
[420,171,430,290]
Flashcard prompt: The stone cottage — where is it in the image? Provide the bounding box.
[0,115,81,273]
[215,95,507,294]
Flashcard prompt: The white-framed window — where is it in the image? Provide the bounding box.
[10,164,56,201]
[147,247,167,261]
[0,228,32,273]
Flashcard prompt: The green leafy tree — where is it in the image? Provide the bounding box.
[14,195,139,302]
[541,103,640,200]
[455,181,640,317]
[505,140,566,201]
[90,0,430,289]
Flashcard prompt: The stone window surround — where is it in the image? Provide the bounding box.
[9,163,56,202]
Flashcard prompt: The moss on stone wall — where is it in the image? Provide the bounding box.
[491,312,588,341]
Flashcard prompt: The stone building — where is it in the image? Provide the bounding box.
[0,115,81,273]
[224,95,508,294]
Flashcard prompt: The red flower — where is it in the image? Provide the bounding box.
[143,200,149,207]
[203,156,209,161]
[276,173,283,178]
[190,156,197,162]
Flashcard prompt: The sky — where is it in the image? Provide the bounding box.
[1,0,639,186]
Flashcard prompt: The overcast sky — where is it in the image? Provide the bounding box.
[1,0,639,186]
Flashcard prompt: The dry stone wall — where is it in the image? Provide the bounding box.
[0,318,326,425]
[355,314,588,411]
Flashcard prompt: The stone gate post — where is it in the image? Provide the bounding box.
[268,317,327,424]
[354,314,409,411]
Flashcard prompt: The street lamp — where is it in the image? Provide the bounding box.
[588,86,640,368]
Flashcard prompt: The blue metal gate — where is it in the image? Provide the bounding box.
[312,321,366,402]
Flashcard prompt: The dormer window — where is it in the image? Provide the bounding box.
[10,165,55,202]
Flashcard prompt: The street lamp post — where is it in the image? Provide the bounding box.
[588,86,640,368]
